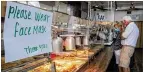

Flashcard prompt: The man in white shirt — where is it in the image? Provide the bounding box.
[119,16,139,72]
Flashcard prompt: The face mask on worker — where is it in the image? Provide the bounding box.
[114,28,120,32]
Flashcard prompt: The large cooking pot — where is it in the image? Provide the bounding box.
[65,36,75,50]
[52,37,63,53]
[83,35,89,46]
[75,36,81,46]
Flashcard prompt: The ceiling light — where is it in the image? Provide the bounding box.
[131,2,134,5]
[44,8,47,9]
[95,5,98,7]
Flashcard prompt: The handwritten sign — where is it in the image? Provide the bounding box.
[4,2,53,62]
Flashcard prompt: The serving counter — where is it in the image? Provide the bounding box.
[27,47,103,72]
[2,45,113,72]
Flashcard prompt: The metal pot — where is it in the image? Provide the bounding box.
[83,35,89,46]
[52,37,63,53]
[65,36,75,50]
[75,36,81,46]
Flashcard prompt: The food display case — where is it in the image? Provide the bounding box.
[27,48,104,72]
[2,47,104,72]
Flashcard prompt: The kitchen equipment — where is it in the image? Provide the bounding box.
[103,28,108,34]
[52,36,63,53]
[108,29,113,42]
[75,36,81,46]
[83,35,89,46]
[65,36,76,50]
[98,32,106,40]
